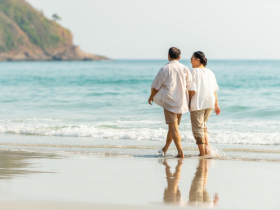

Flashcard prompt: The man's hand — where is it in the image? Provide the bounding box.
[214,106,221,115]
[148,88,158,105]
[148,95,153,105]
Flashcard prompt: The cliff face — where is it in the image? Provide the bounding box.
[0,0,107,61]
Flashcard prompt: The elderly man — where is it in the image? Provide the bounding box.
[148,47,192,158]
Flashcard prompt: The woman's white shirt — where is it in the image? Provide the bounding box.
[190,68,219,111]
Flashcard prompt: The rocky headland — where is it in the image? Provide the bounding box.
[0,0,108,61]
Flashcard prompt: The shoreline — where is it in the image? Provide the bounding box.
[1,146,280,163]
[1,132,280,163]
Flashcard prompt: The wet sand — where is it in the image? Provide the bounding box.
[0,150,280,209]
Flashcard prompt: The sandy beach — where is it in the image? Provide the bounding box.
[0,150,280,210]
[1,61,280,209]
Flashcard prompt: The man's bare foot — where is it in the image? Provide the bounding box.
[175,154,185,158]
[158,148,167,156]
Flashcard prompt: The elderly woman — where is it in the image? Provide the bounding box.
[189,51,221,156]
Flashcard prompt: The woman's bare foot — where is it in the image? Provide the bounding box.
[205,145,211,155]
[198,144,206,156]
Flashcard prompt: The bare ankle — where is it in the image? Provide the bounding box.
[205,145,211,155]
[176,154,184,158]
[176,152,184,158]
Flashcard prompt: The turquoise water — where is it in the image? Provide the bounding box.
[0,60,280,160]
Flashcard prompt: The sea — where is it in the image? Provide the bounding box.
[0,60,280,162]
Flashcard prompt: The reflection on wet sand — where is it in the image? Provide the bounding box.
[0,150,57,179]
[188,159,219,207]
[162,159,183,204]
[162,158,218,207]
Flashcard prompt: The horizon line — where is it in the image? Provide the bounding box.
[113,58,280,61]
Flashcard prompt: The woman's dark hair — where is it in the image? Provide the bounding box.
[193,51,207,66]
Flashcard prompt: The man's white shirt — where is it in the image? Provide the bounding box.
[151,60,192,114]
[189,68,219,111]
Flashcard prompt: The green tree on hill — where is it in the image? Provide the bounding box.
[0,0,69,50]
[52,14,61,22]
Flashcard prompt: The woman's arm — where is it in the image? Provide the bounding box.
[214,92,221,115]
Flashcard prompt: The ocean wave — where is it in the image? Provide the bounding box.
[0,120,280,146]
[0,124,184,140]
[0,77,152,86]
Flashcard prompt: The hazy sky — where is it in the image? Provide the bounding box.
[27,0,280,60]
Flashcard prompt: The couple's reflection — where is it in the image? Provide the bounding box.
[162,158,218,207]
[163,159,182,203]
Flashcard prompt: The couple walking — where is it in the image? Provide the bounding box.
[148,47,221,158]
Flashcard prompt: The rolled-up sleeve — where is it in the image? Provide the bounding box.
[190,70,197,92]
[185,67,192,90]
[151,67,166,90]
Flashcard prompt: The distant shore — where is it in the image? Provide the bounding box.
[0,46,109,61]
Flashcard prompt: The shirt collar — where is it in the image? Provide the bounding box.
[168,60,179,64]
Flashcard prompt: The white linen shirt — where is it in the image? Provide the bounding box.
[190,68,219,111]
[151,60,192,114]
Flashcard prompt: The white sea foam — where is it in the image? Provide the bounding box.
[0,119,280,145]
[0,124,191,141]
[206,145,226,157]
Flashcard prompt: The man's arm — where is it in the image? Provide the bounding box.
[149,67,167,105]
[188,91,195,108]
[148,88,159,105]
[214,92,221,115]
